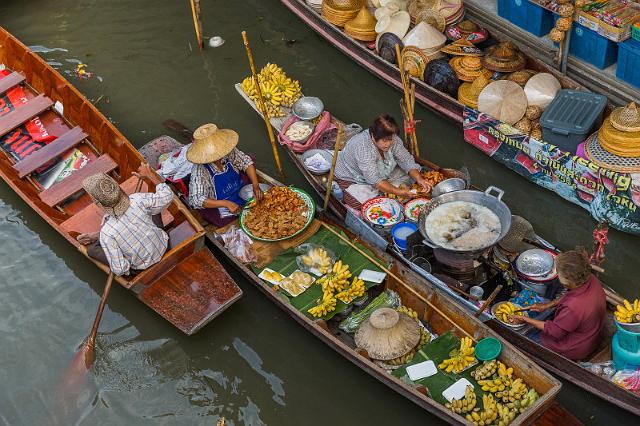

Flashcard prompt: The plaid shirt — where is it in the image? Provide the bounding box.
[100,183,173,276]
[334,130,419,186]
[188,148,254,209]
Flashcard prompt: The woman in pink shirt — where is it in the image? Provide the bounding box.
[511,248,607,361]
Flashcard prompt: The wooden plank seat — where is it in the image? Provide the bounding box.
[60,175,175,235]
[0,94,53,138]
[39,154,117,207]
[13,126,87,178]
[0,72,25,96]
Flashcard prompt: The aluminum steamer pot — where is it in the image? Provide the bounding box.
[418,186,512,255]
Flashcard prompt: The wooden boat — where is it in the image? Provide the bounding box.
[136,135,575,424]
[0,28,242,335]
[236,86,640,415]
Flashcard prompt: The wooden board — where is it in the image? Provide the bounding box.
[137,247,243,335]
[39,154,117,206]
[14,126,87,177]
[0,94,53,137]
[0,71,25,95]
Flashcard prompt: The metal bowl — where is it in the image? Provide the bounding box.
[491,301,528,330]
[300,149,333,175]
[292,96,324,121]
[515,249,554,278]
[431,177,466,198]
[418,186,512,255]
[616,320,640,333]
[239,183,271,201]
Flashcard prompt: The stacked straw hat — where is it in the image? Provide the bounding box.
[445,20,489,44]
[440,39,483,56]
[482,42,526,73]
[322,0,364,27]
[403,21,446,56]
[450,56,488,82]
[597,103,640,158]
[458,72,491,109]
[355,308,421,360]
[345,6,378,41]
[408,0,464,25]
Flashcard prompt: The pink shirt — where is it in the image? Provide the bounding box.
[541,275,606,360]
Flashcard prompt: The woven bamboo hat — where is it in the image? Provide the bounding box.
[598,117,640,158]
[458,72,491,109]
[441,39,483,56]
[450,56,486,81]
[186,123,239,164]
[482,42,526,73]
[345,6,378,41]
[83,173,130,217]
[445,20,489,44]
[478,80,527,125]
[585,132,640,173]
[354,308,421,360]
[524,73,561,110]
[403,21,446,53]
[610,102,640,132]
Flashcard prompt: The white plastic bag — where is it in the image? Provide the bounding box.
[220,225,256,263]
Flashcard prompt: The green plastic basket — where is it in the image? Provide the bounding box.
[475,337,503,361]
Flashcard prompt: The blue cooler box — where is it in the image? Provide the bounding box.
[498,0,554,37]
[617,39,640,88]
[568,23,618,69]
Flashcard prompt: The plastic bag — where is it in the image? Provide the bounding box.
[220,225,257,264]
[295,243,336,276]
[339,289,401,333]
[611,369,640,394]
[578,360,616,379]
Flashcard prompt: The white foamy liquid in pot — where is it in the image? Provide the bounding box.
[393,227,415,240]
[425,201,501,251]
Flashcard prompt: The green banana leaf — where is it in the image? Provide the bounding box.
[252,227,386,320]
[392,332,485,408]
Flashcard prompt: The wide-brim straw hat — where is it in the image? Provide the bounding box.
[345,6,378,41]
[440,39,483,56]
[83,173,130,217]
[377,32,404,63]
[478,80,527,125]
[186,123,239,164]
[445,19,489,44]
[403,21,446,51]
[524,73,561,111]
[354,308,421,360]
[375,10,411,38]
[450,56,485,81]
[598,117,640,158]
[610,102,640,132]
[585,132,640,173]
[458,72,491,108]
[402,46,430,79]
[482,42,526,73]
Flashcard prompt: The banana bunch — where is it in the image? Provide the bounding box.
[387,327,431,366]
[397,305,419,321]
[308,290,337,318]
[438,337,476,374]
[240,63,302,116]
[300,247,333,274]
[271,73,301,107]
[446,385,476,414]
[317,260,351,293]
[260,62,282,79]
[615,299,640,323]
[478,377,507,393]
[336,277,365,304]
[515,388,539,413]
[466,394,498,426]
[495,302,524,324]
[498,361,514,380]
[471,360,498,381]
[495,402,518,426]
[496,378,528,403]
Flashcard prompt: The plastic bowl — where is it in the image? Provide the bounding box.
[475,337,503,361]
[391,222,418,251]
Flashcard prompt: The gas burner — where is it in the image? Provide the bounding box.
[433,249,491,286]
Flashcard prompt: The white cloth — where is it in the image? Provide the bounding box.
[157,144,193,180]
[344,167,412,203]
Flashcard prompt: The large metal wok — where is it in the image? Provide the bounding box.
[418,186,512,255]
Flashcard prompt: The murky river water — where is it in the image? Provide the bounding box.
[0,0,638,424]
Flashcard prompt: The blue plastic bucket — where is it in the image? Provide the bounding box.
[391,222,417,252]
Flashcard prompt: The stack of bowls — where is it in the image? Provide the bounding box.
[322,0,365,27]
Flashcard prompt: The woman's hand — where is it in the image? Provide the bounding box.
[224,200,241,214]
[415,176,432,194]
[529,303,550,313]
[399,188,417,199]
[508,315,529,325]
[252,184,264,202]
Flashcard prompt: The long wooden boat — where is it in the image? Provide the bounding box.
[137,137,576,424]
[237,86,640,415]
[280,0,640,238]
[0,28,242,335]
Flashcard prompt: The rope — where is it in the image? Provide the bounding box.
[405,118,420,135]
[590,223,609,266]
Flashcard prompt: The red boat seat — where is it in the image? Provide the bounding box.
[0,72,25,96]
[0,94,53,138]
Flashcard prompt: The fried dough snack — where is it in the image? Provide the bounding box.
[244,187,309,239]
[410,170,445,197]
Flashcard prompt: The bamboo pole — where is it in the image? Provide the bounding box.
[395,44,420,157]
[189,0,203,49]
[323,123,343,211]
[241,31,285,180]
[319,221,475,341]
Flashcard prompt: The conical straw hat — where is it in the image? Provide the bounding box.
[345,6,378,40]
[478,80,527,125]
[403,21,446,51]
[354,308,421,360]
[610,102,640,132]
[458,72,491,109]
[482,42,526,73]
[375,10,411,38]
[524,73,561,110]
[186,123,239,164]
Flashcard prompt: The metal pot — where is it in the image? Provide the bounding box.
[418,186,512,255]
